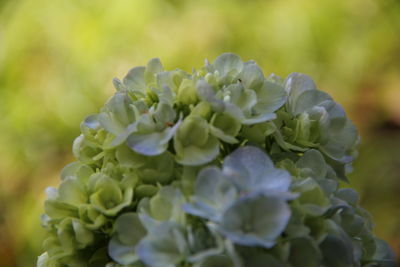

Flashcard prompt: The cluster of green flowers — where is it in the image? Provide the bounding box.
[38,53,394,267]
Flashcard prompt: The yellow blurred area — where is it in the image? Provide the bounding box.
[0,0,399,265]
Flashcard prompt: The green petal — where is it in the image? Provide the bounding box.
[137,186,186,229]
[151,187,185,222]
[241,122,275,144]
[105,123,138,149]
[154,102,176,126]
[174,136,220,166]
[135,184,159,199]
[60,162,94,182]
[123,66,146,93]
[137,152,174,184]
[37,252,50,267]
[254,80,287,114]
[213,53,243,77]
[224,83,257,111]
[288,238,322,267]
[145,58,164,84]
[90,177,133,216]
[209,113,241,144]
[239,62,264,90]
[115,145,147,169]
[58,178,88,206]
[191,101,213,120]
[296,149,327,178]
[194,255,234,267]
[99,93,135,135]
[112,77,125,91]
[175,115,209,146]
[78,205,107,230]
[285,73,317,110]
[292,178,330,216]
[72,220,94,248]
[115,213,147,245]
[196,80,225,112]
[177,78,199,105]
[174,116,220,166]
[44,199,78,219]
[242,252,284,267]
[156,71,177,93]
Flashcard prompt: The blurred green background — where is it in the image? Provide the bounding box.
[1,0,399,266]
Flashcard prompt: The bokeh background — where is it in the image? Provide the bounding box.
[1,0,399,266]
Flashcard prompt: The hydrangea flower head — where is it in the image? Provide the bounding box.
[38,54,394,267]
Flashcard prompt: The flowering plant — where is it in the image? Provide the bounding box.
[38,53,395,267]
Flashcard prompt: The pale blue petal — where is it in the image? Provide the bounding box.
[127,120,181,156]
[136,222,188,267]
[222,146,291,193]
[218,194,291,248]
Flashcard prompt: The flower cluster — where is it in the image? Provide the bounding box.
[38,53,394,267]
